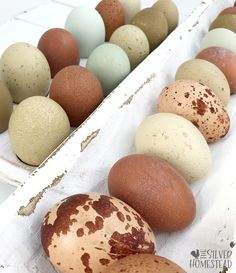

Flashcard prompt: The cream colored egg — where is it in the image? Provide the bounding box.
[0,42,51,103]
[175,59,230,105]
[0,81,13,133]
[119,0,141,23]
[41,193,157,273]
[110,25,149,69]
[9,96,70,166]
[135,113,212,182]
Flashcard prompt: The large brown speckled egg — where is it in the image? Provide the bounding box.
[50,65,103,127]
[157,80,230,143]
[196,46,236,93]
[38,28,80,78]
[108,154,196,232]
[41,193,156,273]
[96,0,125,41]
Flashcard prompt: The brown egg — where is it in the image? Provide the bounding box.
[108,154,196,232]
[49,65,103,127]
[157,80,230,143]
[41,193,156,273]
[102,254,187,273]
[196,46,236,93]
[131,8,168,51]
[0,81,13,133]
[219,7,236,15]
[209,14,236,33]
[38,28,80,78]
[96,0,125,41]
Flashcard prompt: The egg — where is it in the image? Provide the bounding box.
[196,47,236,94]
[131,8,168,51]
[49,65,103,127]
[41,193,156,273]
[119,0,141,24]
[96,0,125,41]
[38,28,80,78]
[219,7,236,15]
[0,42,51,103]
[0,81,13,133]
[175,59,230,105]
[152,0,179,33]
[102,254,186,273]
[157,80,230,143]
[108,154,196,232]
[135,113,211,182]
[65,6,105,58]
[9,96,70,166]
[200,28,236,55]
[86,43,130,96]
[209,14,236,33]
[110,25,149,69]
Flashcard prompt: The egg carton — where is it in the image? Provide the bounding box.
[0,0,236,272]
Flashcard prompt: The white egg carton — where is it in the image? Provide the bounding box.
[0,0,236,272]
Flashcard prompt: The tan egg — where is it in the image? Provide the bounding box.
[41,193,156,273]
[175,59,230,105]
[0,42,51,103]
[119,0,141,24]
[209,14,236,33]
[0,81,13,133]
[103,254,186,273]
[219,7,236,15]
[152,0,179,33]
[135,113,212,183]
[9,96,70,166]
[157,80,230,143]
[110,25,149,69]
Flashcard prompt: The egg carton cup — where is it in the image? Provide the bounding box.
[0,0,236,272]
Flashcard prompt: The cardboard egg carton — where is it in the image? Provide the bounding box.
[0,0,236,272]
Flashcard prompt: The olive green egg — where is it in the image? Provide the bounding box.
[0,81,13,133]
[210,14,236,33]
[131,8,168,51]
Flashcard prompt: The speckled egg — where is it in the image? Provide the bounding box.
[209,14,236,33]
[86,43,130,96]
[96,0,125,41]
[0,81,13,133]
[152,0,179,33]
[108,154,196,232]
[175,59,230,105]
[50,65,103,127]
[103,254,187,273]
[41,193,156,273]
[9,96,70,166]
[135,113,212,183]
[131,8,168,51]
[110,25,149,69]
[196,46,236,94]
[38,28,80,78]
[0,42,51,103]
[200,28,236,55]
[119,0,141,23]
[65,6,105,58]
[157,80,230,143]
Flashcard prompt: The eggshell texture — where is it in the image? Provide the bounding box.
[119,0,141,24]
[110,25,149,69]
[0,42,50,103]
[108,154,196,232]
[131,8,168,51]
[65,6,105,58]
[41,193,156,273]
[86,43,130,96]
[0,81,13,133]
[135,113,212,182]
[196,47,236,94]
[9,96,70,166]
[102,254,187,273]
[219,7,236,15]
[157,80,230,143]
[50,66,103,127]
[96,0,125,41]
[175,59,230,105]
[152,0,179,33]
[38,28,80,78]
[209,14,236,33]
[200,28,236,55]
